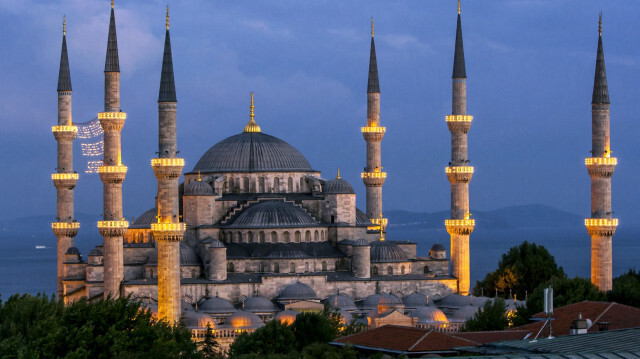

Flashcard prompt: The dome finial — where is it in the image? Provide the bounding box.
[111,0,114,9]
[378,212,385,241]
[458,0,461,14]
[63,15,66,36]
[371,17,374,37]
[598,12,602,36]
[197,170,202,182]
[166,5,170,30]
[243,92,261,133]
[336,168,341,179]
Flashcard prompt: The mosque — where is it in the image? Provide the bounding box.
[51,1,615,345]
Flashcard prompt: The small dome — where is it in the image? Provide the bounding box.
[454,304,479,320]
[225,310,264,329]
[370,241,408,263]
[242,296,277,313]
[431,243,446,251]
[338,308,353,324]
[200,297,235,313]
[227,200,317,229]
[65,247,80,255]
[410,306,449,324]
[146,244,202,266]
[275,310,299,325]
[209,239,225,248]
[88,247,103,256]
[362,294,383,309]
[353,239,370,247]
[323,176,354,194]
[184,179,214,196]
[183,311,216,329]
[278,282,318,301]
[437,293,475,308]
[325,294,358,311]
[182,299,194,312]
[403,292,428,309]
[379,293,403,306]
[130,208,157,229]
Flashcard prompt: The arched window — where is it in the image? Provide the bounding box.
[295,231,301,243]
[300,177,305,192]
[248,231,254,243]
[401,265,406,275]
[258,177,265,192]
[244,264,250,273]
[192,269,197,278]
[335,260,340,270]
[274,263,280,273]
[284,232,290,243]
[322,261,327,271]
[314,230,319,242]
[228,263,235,273]
[372,266,379,276]
[305,231,311,242]
[138,233,143,243]
[331,215,335,224]
[423,266,429,274]
[271,231,278,243]
[259,231,265,243]
[273,177,280,192]
[387,266,393,275]
[236,232,242,243]
[305,262,310,272]
[287,177,293,192]
[243,177,249,193]
[290,262,296,273]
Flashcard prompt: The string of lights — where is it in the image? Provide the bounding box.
[76,117,105,173]
[81,139,104,157]
[76,118,103,139]
[85,161,103,174]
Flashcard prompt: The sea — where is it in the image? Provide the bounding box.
[1,226,638,300]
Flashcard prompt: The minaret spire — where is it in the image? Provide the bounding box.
[452,4,466,79]
[158,7,176,103]
[57,17,72,92]
[367,18,380,94]
[105,2,120,72]
[592,13,609,105]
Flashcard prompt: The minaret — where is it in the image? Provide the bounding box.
[444,1,474,295]
[151,7,185,324]
[52,16,80,300]
[361,19,387,230]
[585,14,617,291]
[97,0,129,299]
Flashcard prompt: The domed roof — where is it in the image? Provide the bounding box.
[225,310,264,329]
[430,243,446,252]
[183,311,216,329]
[181,299,194,312]
[278,282,318,301]
[437,294,480,308]
[146,244,202,266]
[193,132,314,173]
[200,297,236,313]
[242,296,277,313]
[65,247,80,255]
[370,241,408,263]
[88,247,103,256]
[356,208,372,226]
[267,245,308,259]
[323,174,354,194]
[275,310,299,325]
[325,294,358,311]
[338,308,353,324]
[403,292,428,309]
[454,304,479,320]
[353,239,370,247]
[130,207,157,229]
[410,306,449,324]
[184,179,213,196]
[227,200,317,229]
[209,239,225,248]
[362,294,383,309]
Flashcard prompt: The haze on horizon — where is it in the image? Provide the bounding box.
[1,0,639,228]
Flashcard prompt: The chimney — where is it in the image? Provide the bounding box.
[569,313,590,335]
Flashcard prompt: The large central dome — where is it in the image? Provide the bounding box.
[192,132,314,173]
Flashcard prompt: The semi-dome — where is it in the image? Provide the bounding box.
[325,294,358,311]
[147,244,202,266]
[242,296,277,312]
[192,132,314,173]
[410,306,449,324]
[225,310,264,329]
[130,207,157,229]
[403,292,428,309]
[278,282,318,301]
[227,200,317,229]
[184,179,213,196]
[370,241,408,263]
[323,175,354,194]
[200,296,236,313]
[275,310,299,325]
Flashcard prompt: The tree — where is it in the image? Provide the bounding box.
[292,311,339,350]
[462,298,509,332]
[228,320,296,358]
[201,323,222,359]
[608,269,640,308]
[473,241,565,299]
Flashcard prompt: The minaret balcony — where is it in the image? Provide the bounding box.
[361,171,387,186]
[368,217,388,231]
[52,125,78,141]
[446,115,472,133]
[52,173,79,189]
[151,158,185,180]
[445,219,475,235]
[585,218,618,236]
[98,165,128,184]
[151,222,186,241]
[52,222,80,237]
[97,220,129,237]
[585,157,617,178]
[361,126,386,142]
[98,112,126,132]
[446,166,474,183]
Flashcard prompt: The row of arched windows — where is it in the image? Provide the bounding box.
[227,260,338,274]
[224,176,307,194]
[223,229,326,244]
[371,265,407,276]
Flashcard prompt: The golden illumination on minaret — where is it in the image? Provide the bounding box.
[166,6,170,31]
[63,16,66,35]
[458,0,461,14]
[371,17,374,37]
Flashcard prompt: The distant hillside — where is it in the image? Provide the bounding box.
[0,213,102,239]
[386,204,583,230]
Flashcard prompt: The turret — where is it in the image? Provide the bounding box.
[207,240,227,281]
[444,1,475,295]
[585,14,617,291]
[97,0,129,299]
[361,19,387,231]
[52,16,80,300]
[352,239,371,278]
[151,7,186,323]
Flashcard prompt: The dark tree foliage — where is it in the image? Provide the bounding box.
[201,323,223,359]
[462,298,509,332]
[473,241,565,299]
[292,311,339,350]
[228,320,296,358]
[608,269,640,308]
[0,293,201,359]
[229,343,357,359]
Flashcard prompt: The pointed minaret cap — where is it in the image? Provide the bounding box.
[58,16,72,92]
[104,1,120,72]
[367,18,380,93]
[452,2,466,79]
[158,6,177,103]
[243,92,261,133]
[592,12,609,104]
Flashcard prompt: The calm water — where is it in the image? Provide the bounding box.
[1,227,638,299]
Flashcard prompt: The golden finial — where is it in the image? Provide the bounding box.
[458,0,461,14]
[166,6,170,30]
[250,92,255,120]
[243,92,261,133]
[197,170,202,181]
[371,17,374,37]
[63,16,66,36]
[111,0,114,9]
[598,12,602,36]
[336,168,341,179]
[378,213,385,241]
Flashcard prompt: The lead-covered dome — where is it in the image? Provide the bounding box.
[278,282,318,301]
[192,132,314,173]
[370,241,408,263]
[227,200,317,229]
[184,180,213,196]
[323,177,354,194]
[130,207,156,229]
[147,244,202,266]
[200,296,236,314]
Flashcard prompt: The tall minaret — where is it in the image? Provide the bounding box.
[444,1,474,295]
[585,14,617,291]
[97,1,129,299]
[52,16,80,300]
[361,19,387,230]
[151,7,185,324]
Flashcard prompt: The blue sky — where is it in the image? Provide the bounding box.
[0,0,639,226]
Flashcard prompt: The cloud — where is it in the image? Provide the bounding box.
[378,33,431,52]
[238,19,293,39]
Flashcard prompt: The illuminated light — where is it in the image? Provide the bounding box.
[585,218,618,227]
[81,139,104,157]
[361,172,387,179]
[150,223,186,231]
[445,115,473,122]
[370,218,388,226]
[85,161,103,174]
[52,222,80,229]
[585,157,617,165]
[52,125,78,133]
[97,220,129,229]
[151,158,185,167]
[445,166,474,174]
[445,219,476,226]
[97,165,128,173]
[361,126,386,133]
[98,112,127,120]
[76,118,104,139]
[51,173,79,180]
